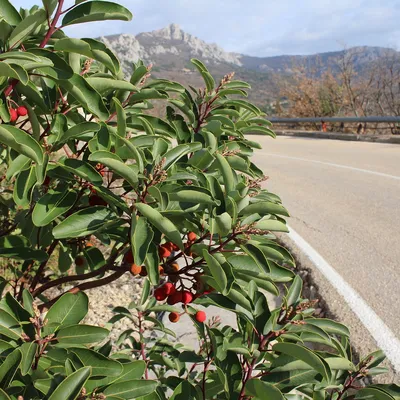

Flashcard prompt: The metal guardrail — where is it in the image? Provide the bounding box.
[268,116,400,124]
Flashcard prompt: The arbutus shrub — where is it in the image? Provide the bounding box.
[0,1,396,399]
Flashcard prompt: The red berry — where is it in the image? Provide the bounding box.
[164,242,174,251]
[167,291,182,305]
[195,311,207,323]
[182,290,193,304]
[17,106,28,117]
[158,245,171,258]
[9,108,18,122]
[188,232,197,242]
[154,287,168,301]
[169,312,180,323]
[163,282,176,296]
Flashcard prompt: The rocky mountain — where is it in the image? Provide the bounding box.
[100,24,399,112]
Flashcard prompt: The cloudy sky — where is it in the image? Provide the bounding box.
[12,0,400,56]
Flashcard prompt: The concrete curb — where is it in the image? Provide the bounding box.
[272,130,400,144]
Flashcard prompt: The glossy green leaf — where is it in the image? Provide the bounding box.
[56,324,109,345]
[57,122,100,146]
[131,217,154,266]
[286,275,303,306]
[57,159,104,185]
[246,379,284,400]
[203,250,228,295]
[215,153,235,194]
[8,9,46,48]
[70,348,123,377]
[136,203,183,250]
[0,310,22,340]
[48,367,91,400]
[104,379,158,399]
[272,343,330,380]
[42,0,58,16]
[0,62,28,85]
[240,201,289,217]
[0,348,21,388]
[53,206,117,239]
[62,1,133,26]
[32,189,78,227]
[191,58,215,93]
[43,292,88,335]
[0,0,21,25]
[89,150,138,187]
[13,165,37,208]
[0,234,48,262]
[19,342,38,376]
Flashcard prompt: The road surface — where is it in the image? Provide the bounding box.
[252,136,400,380]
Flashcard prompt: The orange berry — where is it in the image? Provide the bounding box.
[130,264,142,276]
[158,245,171,258]
[85,242,93,248]
[195,311,206,323]
[188,232,197,242]
[171,263,180,272]
[169,312,180,323]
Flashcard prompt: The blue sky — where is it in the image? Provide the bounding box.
[12,0,400,56]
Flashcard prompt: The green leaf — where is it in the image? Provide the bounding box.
[191,58,215,93]
[8,9,46,48]
[58,73,109,121]
[42,0,58,16]
[169,189,217,205]
[272,343,330,380]
[70,348,123,377]
[43,292,88,335]
[144,243,160,286]
[240,201,289,217]
[0,234,48,262]
[104,379,158,399]
[57,159,104,185]
[0,0,21,25]
[48,367,91,400]
[56,122,100,146]
[53,206,117,239]
[136,203,183,250]
[286,275,303,306]
[0,348,21,388]
[305,318,350,337]
[215,153,235,194]
[54,38,121,74]
[245,379,284,400]
[355,388,396,400]
[254,219,288,232]
[131,217,154,266]
[215,212,232,236]
[203,250,228,295]
[19,342,38,375]
[32,189,78,227]
[0,124,45,167]
[56,324,109,345]
[62,1,133,26]
[0,62,28,85]
[242,125,276,137]
[13,165,37,208]
[0,309,22,340]
[0,388,11,400]
[89,150,138,187]
[87,77,137,94]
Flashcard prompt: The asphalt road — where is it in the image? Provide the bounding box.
[252,136,400,380]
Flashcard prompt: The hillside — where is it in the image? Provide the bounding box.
[100,24,398,113]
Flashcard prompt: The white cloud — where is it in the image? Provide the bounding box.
[12,0,400,56]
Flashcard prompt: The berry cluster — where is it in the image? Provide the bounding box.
[9,106,28,123]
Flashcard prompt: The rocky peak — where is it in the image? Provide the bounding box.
[143,23,187,41]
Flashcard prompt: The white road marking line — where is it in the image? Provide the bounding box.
[263,153,400,181]
[287,225,400,372]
